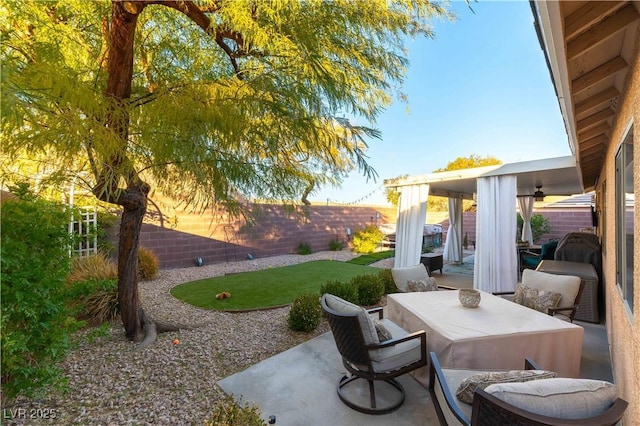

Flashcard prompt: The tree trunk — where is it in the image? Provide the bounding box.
[117,186,148,341]
[107,1,147,341]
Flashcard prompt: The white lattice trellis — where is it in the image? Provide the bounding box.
[69,206,97,257]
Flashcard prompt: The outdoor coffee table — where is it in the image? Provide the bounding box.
[387,290,584,387]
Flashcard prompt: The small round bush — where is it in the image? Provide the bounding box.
[138,246,159,280]
[319,279,358,304]
[351,225,384,254]
[288,293,322,332]
[377,268,397,294]
[350,274,385,306]
[329,238,345,251]
[297,242,312,255]
[68,252,117,284]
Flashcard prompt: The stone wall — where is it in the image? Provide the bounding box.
[118,200,592,268]
[133,202,396,268]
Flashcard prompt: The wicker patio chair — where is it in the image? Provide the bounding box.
[428,352,628,426]
[321,293,427,414]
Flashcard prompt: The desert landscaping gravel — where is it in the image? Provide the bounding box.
[6,250,385,425]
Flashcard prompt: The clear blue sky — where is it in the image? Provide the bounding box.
[310,0,571,206]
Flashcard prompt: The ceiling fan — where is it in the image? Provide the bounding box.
[534,185,545,201]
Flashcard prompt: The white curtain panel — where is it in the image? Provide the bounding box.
[473,176,518,293]
[443,196,462,263]
[394,184,429,268]
[518,195,535,245]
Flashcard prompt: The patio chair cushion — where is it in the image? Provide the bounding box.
[521,269,581,312]
[323,294,378,345]
[391,264,429,292]
[484,378,619,419]
[407,277,438,292]
[456,370,557,403]
[520,285,562,314]
[369,318,423,373]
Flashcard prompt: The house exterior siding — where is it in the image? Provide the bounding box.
[598,29,640,418]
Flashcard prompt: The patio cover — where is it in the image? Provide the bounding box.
[385,156,584,290]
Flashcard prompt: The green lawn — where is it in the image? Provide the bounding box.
[170,260,380,311]
[346,250,394,265]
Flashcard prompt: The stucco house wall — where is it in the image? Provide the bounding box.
[598,31,640,419]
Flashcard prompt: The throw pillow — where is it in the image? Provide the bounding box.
[484,378,618,419]
[407,277,438,292]
[456,370,558,404]
[521,285,562,314]
[513,283,526,304]
[374,320,393,341]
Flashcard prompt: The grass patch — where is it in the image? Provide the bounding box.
[171,260,380,311]
[346,250,395,266]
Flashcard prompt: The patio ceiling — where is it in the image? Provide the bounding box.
[384,156,583,200]
[533,1,640,192]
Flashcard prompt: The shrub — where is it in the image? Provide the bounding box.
[517,213,552,243]
[67,252,117,284]
[138,246,159,280]
[297,242,312,255]
[1,195,78,404]
[329,237,345,251]
[205,395,265,426]
[319,279,359,304]
[350,274,385,306]
[80,284,119,326]
[377,268,398,294]
[287,293,322,332]
[351,225,384,254]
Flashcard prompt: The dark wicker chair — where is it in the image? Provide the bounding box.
[321,293,427,414]
[428,352,628,426]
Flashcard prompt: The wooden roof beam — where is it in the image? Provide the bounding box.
[578,122,611,140]
[580,133,609,151]
[572,56,628,95]
[567,4,640,60]
[577,107,615,133]
[565,1,626,41]
[575,87,620,116]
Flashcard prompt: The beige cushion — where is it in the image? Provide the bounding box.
[407,277,438,292]
[391,264,429,292]
[485,378,619,419]
[520,285,562,314]
[456,370,557,404]
[323,294,378,346]
[521,269,581,310]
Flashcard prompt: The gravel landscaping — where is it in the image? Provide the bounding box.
[7,250,380,425]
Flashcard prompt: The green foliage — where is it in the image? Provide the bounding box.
[377,269,398,295]
[1,196,78,403]
[351,225,384,254]
[319,279,359,304]
[463,232,469,249]
[95,210,119,255]
[351,274,385,306]
[517,213,552,243]
[138,246,159,281]
[287,293,323,332]
[297,242,312,255]
[328,238,345,251]
[205,395,266,426]
[433,154,502,173]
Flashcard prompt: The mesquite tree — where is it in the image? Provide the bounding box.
[2,0,451,344]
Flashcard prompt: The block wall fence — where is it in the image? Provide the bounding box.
[107,202,593,269]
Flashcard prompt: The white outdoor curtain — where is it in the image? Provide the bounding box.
[443,196,462,263]
[394,184,429,268]
[518,195,535,246]
[473,176,518,293]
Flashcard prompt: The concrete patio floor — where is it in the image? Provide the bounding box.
[218,318,612,426]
